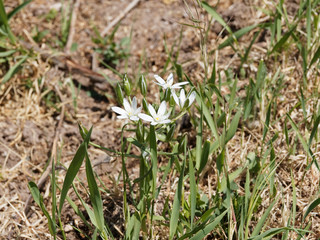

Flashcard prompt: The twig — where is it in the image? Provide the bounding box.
[101,0,141,37]
[24,86,65,216]
[19,40,115,84]
[65,0,80,54]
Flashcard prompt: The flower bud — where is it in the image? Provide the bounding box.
[115,83,124,104]
[166,124,176,142]
[136,120,144,142]
[123,74,131,96]
[139,75,147,96]
[142,98,149,113]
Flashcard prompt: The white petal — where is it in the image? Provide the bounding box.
[134,106,142,115]
[154,75,166,85]
[130,116,139,121]
[132,97,137,110]
[167,73,173,86]
[158,101,167,116]
[163,110,171,119]
[158,119,171,124]
[188,91,196,106]
[151,121,158,125]
[180,89,186,106]
[172,91,180,107]
[112,106,128,116]
[171,82,189,89]
[138,113,154,122]
[123,98,131,113]
[148,104,157,118]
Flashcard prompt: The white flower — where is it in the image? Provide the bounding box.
[154,73,188,90]
[138,101,171,125]
[173,89,196,109]
[111,97,141,121]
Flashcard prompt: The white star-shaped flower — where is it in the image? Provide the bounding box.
[154,73,188,90]
[138,101,171,125]
[172,89,196,109]
[111,97,141,121]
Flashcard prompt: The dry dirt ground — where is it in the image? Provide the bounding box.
[0,0,319,239]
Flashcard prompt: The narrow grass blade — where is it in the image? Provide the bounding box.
[59,127,93,213]
[263,102,271,142]
[1,55,28,86]
[302,197,320,222]
[251,197,278,236]
[308,114,320,147]
[291,170,297,226]
[189,152,197,229]
[0,49,16,57]
[218,24,257,50]
[199,140,210,173]
[7,0,32,20]
[169,143,186,239]
[270,26,296,54]
[195,104,203,170]
[149,125,158,198]
[190,209,228,240]
[28,182,56,236]
[225,110,241,143]
[85,152,105,234]
[309,46,320,68]
[201,1,233,35]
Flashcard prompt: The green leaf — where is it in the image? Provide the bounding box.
[308,114,320,147]
[169,151,186,239]
[0,49,16,57]
[219,24,258,50]
[189,152,197,229]
[59,127,93,213]
[1,56,28,86]
[199,140,210,173]
[309,46,320,68]
[190,209,228,240]
[225,110,242,143]
[149,125,158,198]
[85,152,105,232]
[263,102,272,142]
[270,25,296,54]
[7,0,32,20]
[303,197,320,222]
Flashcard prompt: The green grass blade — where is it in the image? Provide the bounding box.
[169,149,186,240]
[199,140,210,173]
[263,102,272,142]
[302,197,320,222]
[308,114,320,147]
[28,182,56,236]
[218,24,258,50]
[291,170,297,226]
[201,1,233,36]
[0,49,16,57]
[225,110,241,143]
[59,127,93,213]
[190,209,228,240]
[270,26,296,54]
[1,55,28,86]
[195,103,203,170]
[309,46,320,68]
[7,0,32,20]
[189,152,197,229]
[149,125,158,199]
[85,152,105,234]
[251,197,278,236]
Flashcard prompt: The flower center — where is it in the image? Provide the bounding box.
[155,117,160,121]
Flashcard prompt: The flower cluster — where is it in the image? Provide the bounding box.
[112,73,196,125]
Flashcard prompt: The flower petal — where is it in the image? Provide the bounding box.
[172,91,180,107]
[171,82,189,89]
[132,97,137,110]
[134,106,142,115]
[112,106,128,116]
[148,104,157,118]
[151,121,158,125]
[123,98,131,113]
[180,89,186,106]
[158,119,171,124]
[138,113,154,122]
[130,116,139,121]
[154,75,166,85]
[188,91,196,106]
[117,115,128,119]
[158,101,167,116]
[167,73,173,86]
